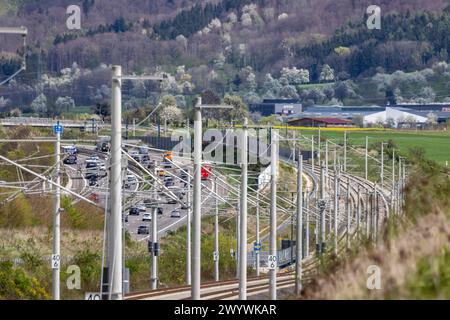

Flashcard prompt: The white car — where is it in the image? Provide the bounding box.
[170,210,181,218]
[137,204,147,212]
[142,213,152,222]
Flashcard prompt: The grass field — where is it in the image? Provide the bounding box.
[284,128,450,166]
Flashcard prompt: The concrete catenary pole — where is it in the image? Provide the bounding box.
[151,206,158,289]
[214,176,220,282]
[381,142,384,188]
[325,140,329,190]
[236,185,240,279]
[305,192,309,258]
[311,135,315,169]
[344,131,347,172]
[295,154,303,295]
[391,149,396,214]
[365,136,369,180]
[52,121,61,300]
[346,177,351,250]
[239,118,248,300]
[255,189,260,277]
[192,97,202,300]
[107,65,123,300]
[186,169,191,285]
[319,162,326,255]
[333,169,339,255]
[269,128,278,300]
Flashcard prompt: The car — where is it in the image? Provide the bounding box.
[123,214,129,223]
[63,155,77,165]
[148,160,157,170]
[142,213,152,222]
[139,146,148,155]
[181,203,190,210]
[89,177,98,187]
[164,181,174,187]
[137,204,147,212]
[180,172,188,180]
[88,155,100,162]
[157,207,163,215]
[166,196,177,204]
[170,210,181,218]
[157,169,166,177]
[129,207,140,216]
[137,225,150,235]
[163,151,173,161]
[164,176,173,182]
[162,162,172,169]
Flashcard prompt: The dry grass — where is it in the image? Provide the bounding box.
[301,208,450,299]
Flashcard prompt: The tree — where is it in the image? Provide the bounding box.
[280,67,310,85]
[352,114,364,128]
[319,64,335,82]
[55,96,75,113]
[30,94,48,115]
[222,95,248,123]
[93,102,110,121]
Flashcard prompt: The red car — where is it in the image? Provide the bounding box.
[201,164,212,180]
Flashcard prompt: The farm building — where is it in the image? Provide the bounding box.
[288,117,354,128]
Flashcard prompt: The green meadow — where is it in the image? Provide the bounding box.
[296,129,450,166]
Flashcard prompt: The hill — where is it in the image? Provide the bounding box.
[0,0,449,113]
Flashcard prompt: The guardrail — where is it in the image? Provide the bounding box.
[0,117,105,129]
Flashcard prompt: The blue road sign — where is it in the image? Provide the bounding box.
[53,124,63,135]
[253,242,261,251]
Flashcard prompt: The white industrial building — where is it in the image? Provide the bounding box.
[363,107,428,127]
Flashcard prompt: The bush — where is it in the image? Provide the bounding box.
[0,261,50,300]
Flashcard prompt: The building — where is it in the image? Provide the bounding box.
[249,99,303,117]
[288,117,354,128]
[364,107,428,127]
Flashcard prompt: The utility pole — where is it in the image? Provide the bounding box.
[255,189,260,277]
[311,135,315,168]
[295,154,303,295]
[343,131,347,172]
[239,118,248,300]
[52,121,61,300]
[214,176,220,282]
[107,65,123,300]
[365,136,369,180]
[269,128,278,300]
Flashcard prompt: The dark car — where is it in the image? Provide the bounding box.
[164,181,174,187]
[88,177,97,187]
[166,196,177,204]
[137,225,150,235]
[180,172,188,180]
[123,214,129,223]
[63,155,77,165]
[129,207,140,216]
[162,162,172,169]
[157,207,163,215]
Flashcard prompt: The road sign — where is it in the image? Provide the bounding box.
[85,292,101,300]
[253,242,261,252]
[53,124,63,135]
[51,254,60,269]
[213,251,219,262]
[268,255,277,269]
